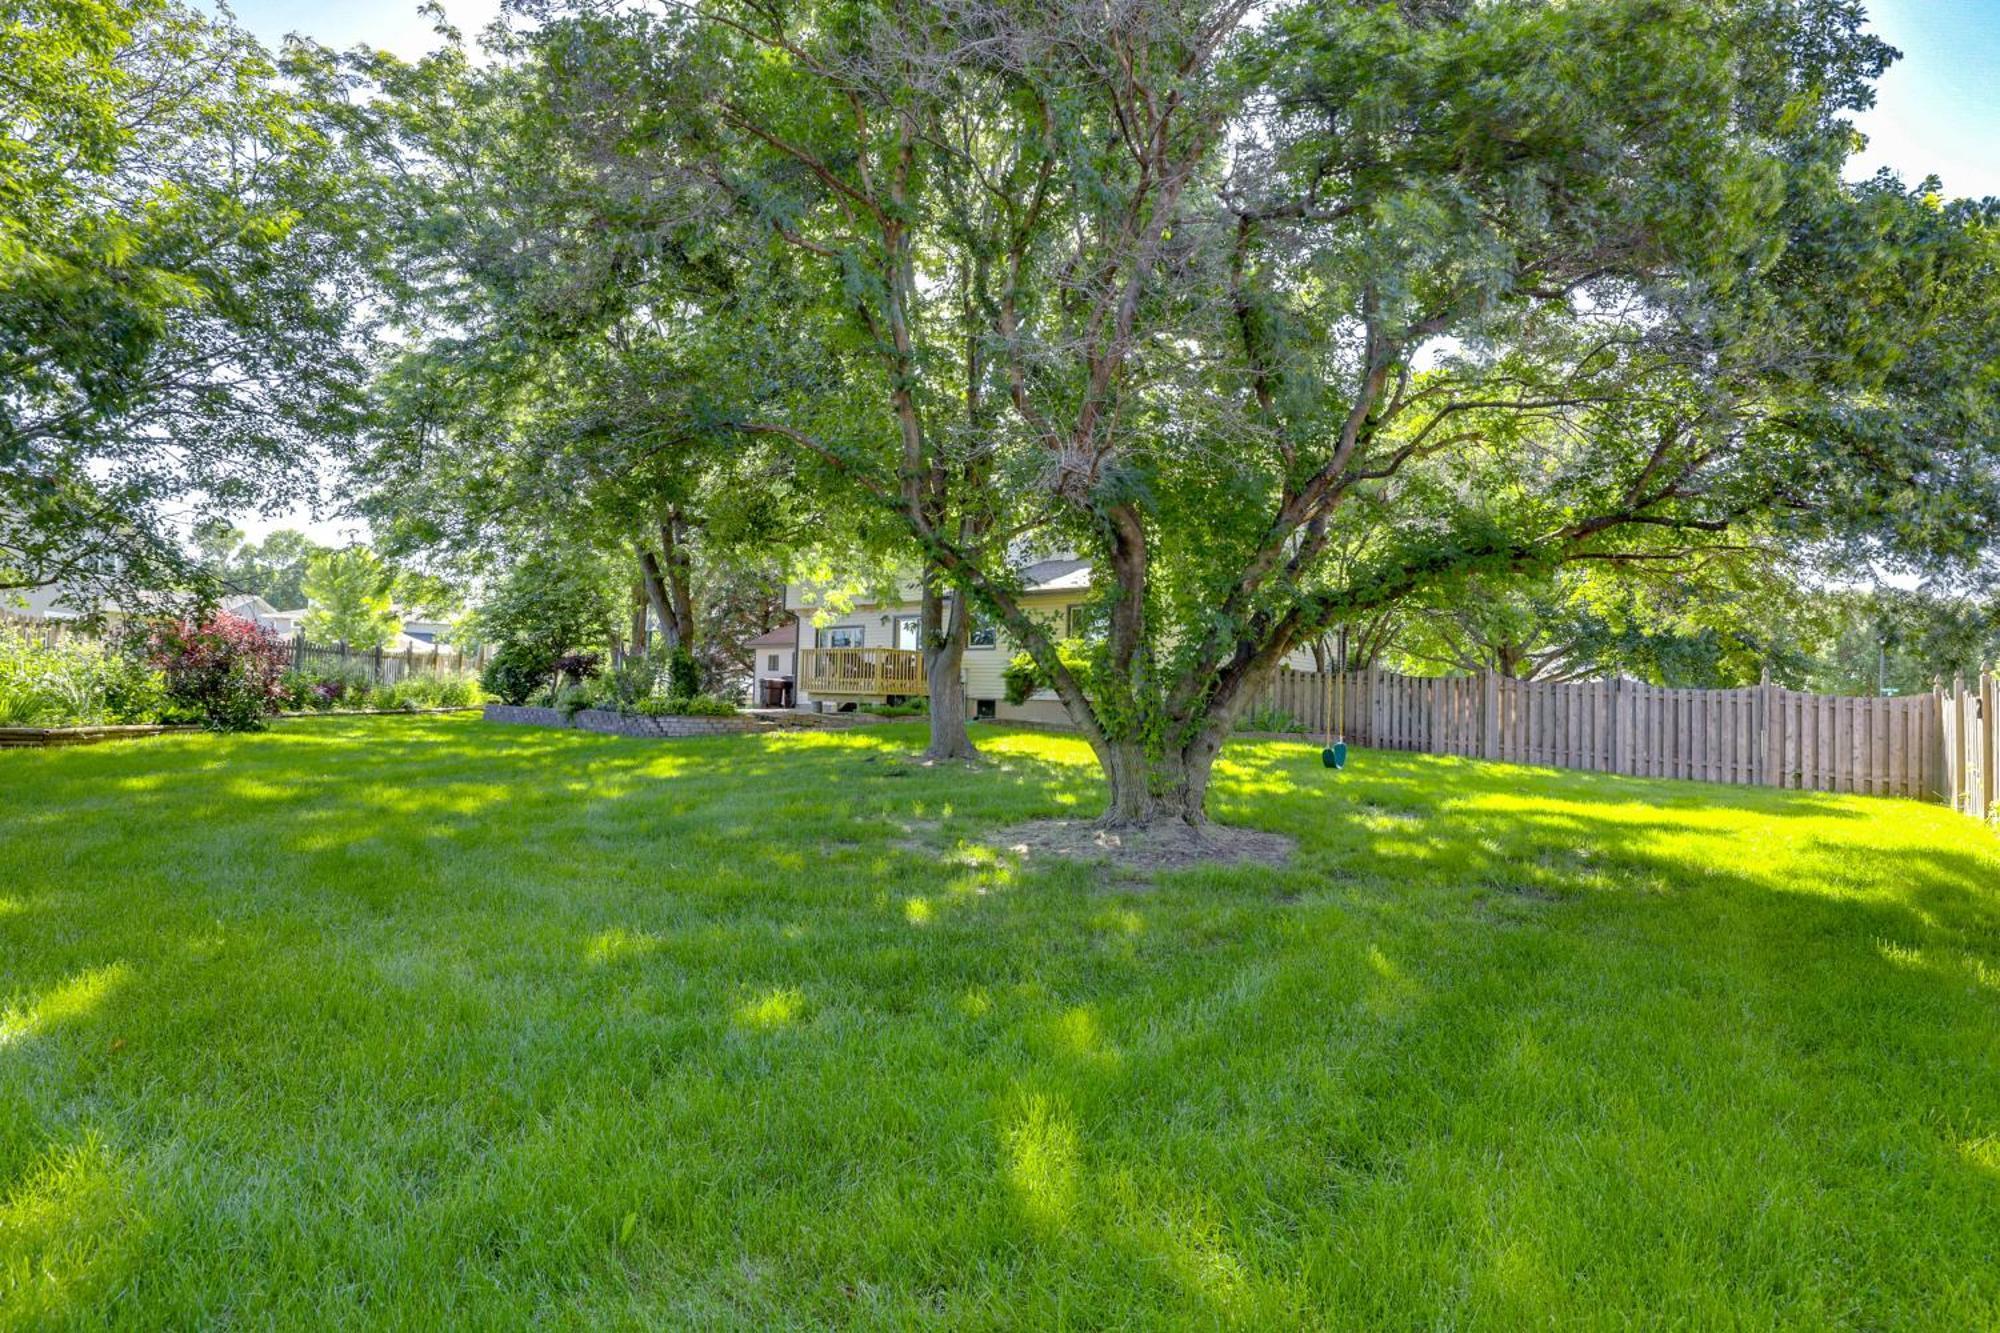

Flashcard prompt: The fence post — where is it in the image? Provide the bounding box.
[1760,668,1780,787]
[1931,676,1946,805]
[1481,670,1499,760]
[1611,677,1629,775]
[373,643,384,684]
[1985,670,1997,822]
[1951,675,1962,809]
[1978,670,1995,822]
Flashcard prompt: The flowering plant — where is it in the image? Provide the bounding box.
[137,613,289,731]
[553,651,603,683]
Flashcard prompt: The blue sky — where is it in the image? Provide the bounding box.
[1845,0,2000,199]
[217,0,2000,542]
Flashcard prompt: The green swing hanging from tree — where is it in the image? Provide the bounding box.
[1322,627,1348,770]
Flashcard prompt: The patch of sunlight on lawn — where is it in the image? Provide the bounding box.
[1092,906,1144,936]
[0,964,131,1048]
[734,987,805,1031]
[1161,1208,1253,1314]
[1365,943,1421,1016]
[1004,1094,1080,1229]
[586,928,662,965]
[1042,1006,1120,1067]
[1962,1137,2000,1176]
[903,896,934,926]
[0,1133,143,1321]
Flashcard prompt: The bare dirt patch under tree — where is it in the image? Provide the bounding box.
[984,819,1296,874]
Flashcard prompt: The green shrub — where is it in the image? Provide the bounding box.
[862,700,928,717]
[679,693,737,717]
[276,669,377,712]
[600,655,664,708]
[373,680,417,712]
[373,673,480,712]
[1002,640,1094,707]
[482,644,554,706]
[1237,705,1302,734]
[631,692,737,718]
[665,645,701,700]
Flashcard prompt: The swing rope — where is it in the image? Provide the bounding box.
[1322,629,1349,770]
[1323,659,1334,750]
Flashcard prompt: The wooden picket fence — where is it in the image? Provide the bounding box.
[3,613,490,684]
[1254,666,1998,819]
[287,637,492,684]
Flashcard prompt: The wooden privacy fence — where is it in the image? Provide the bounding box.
[1253,666,1998,818]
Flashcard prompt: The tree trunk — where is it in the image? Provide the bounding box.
[1071,662,1261,830]
[636,515,699,654]
[1096,735,1219,828]
[637,551,679,651]
[921,581,979,761]
[629,582,650,655]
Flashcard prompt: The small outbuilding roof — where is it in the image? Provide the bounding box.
[747,626,797,648]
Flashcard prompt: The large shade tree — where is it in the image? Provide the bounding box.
[459,0,1065,760]
[320,29,822,699]
[416,0,2000,826]
[1,0,372,604]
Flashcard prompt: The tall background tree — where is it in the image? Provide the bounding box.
[1,0,372,605]
[190,522,330,609]
[313,28,812,700]
[301,547,402,650]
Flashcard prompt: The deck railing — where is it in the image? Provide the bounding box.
[799,647,928,697]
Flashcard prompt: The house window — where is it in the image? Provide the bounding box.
[968,621,997,649]
[818,625,864,648]
[1065,604,1090,639]
[767,653,780,671]
[975,698,996,720]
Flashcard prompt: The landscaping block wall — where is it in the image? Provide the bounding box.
[483,704,768,739]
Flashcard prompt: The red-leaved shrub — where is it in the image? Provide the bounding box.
[139,613,289,731]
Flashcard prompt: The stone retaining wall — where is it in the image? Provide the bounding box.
[0,723,194,749]
[483,704,767,739]
[1,707,487,749]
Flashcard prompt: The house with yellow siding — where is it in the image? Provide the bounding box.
[784,557,1320,727]
[783,558,1091,726]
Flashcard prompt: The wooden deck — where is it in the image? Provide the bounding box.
[799,647,927,697]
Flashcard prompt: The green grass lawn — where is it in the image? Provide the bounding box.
[3,715,1997,1328]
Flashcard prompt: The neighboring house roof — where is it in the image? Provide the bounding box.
[786,553,1095,613]
[747,627,796,648]
[1020,558,1091,593]
[220,594,277,619]
[8,582,151,619]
